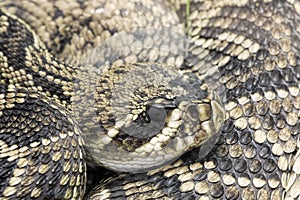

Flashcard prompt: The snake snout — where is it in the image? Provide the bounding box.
[194,92,225,159]
[211,92,226,135]
[183,91,225,151]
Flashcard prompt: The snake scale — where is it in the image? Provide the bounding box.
[0,0,300,199]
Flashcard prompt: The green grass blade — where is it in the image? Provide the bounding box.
[186,0,191,35]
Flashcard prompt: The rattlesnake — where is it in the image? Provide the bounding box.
[1,0,300,199]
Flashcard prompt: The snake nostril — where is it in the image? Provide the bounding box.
[185,103,199,121]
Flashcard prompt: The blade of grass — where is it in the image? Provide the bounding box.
[186,0,191,36]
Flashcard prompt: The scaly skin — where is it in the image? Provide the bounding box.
[0,0,223,199]
[88,1,300,199]
[0,0,300,200]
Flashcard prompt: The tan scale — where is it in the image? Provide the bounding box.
[0,0,300,200]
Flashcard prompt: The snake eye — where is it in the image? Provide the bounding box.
[147,104,166,122]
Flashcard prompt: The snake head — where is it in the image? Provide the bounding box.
[78,62,225,173]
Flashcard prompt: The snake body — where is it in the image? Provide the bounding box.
[1,0,300,199]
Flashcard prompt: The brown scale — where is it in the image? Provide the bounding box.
[1,0,300,199]
[0,85,86,199]
[0,6,86,200]
[87,1,300,200]
[0,0,188,198]
[0,0,182,65]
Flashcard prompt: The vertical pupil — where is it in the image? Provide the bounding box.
[141,112,150,123]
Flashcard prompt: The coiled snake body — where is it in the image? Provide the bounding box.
[0,0,300,199]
